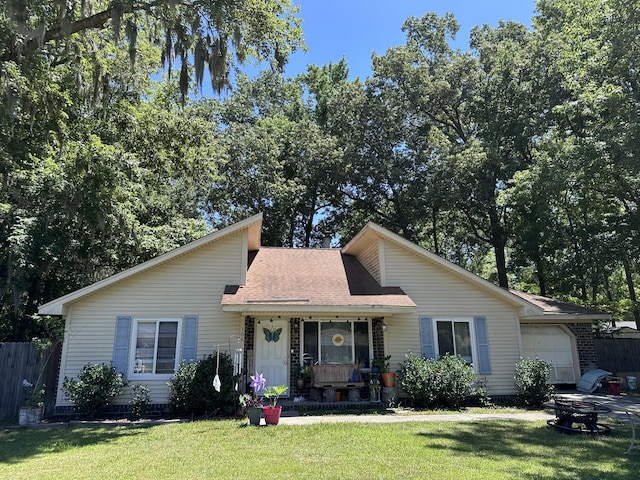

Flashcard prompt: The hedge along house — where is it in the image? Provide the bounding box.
[39,213,609,413]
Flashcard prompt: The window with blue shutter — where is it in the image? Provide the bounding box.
[114,315,198,378]
[419,316,435,359]
[474,315,492,374]
[420,316,492,375]
[113,316,132,378]
[181,315,199,362]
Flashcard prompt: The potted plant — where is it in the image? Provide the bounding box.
[19,380,45,425]
[374,355,396,387]
[240,373,266,426]
[262,384,288,425]
[295,365,311,388]
[239,393,264,426]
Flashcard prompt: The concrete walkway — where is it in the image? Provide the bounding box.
[278,411,552,425]
[275,392,640,425]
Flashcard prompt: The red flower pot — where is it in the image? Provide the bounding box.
[263,406,282,425]
[381,372,396,387]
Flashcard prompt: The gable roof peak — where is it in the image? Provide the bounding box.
[39,213,263,315]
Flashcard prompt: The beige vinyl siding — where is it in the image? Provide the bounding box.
[379,239,522,395]
[56,232,246,406]
[357,239,381,284]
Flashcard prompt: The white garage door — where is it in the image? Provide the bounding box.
[521,325,576,384]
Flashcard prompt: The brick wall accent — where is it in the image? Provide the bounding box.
[243,316,255,377]
[372,317,385,361]
[290,318,301,380]
[566,322,597,375]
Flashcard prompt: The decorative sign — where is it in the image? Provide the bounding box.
[332,333,344,346]
[264,327,282,343]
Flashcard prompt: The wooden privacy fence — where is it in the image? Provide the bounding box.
[595,338,640,374]
[0,342,62,421]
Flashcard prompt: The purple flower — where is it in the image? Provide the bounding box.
[250,372,266,392]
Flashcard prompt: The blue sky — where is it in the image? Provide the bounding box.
[276,0,537,81]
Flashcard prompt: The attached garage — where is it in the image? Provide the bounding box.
[521,325,578,384]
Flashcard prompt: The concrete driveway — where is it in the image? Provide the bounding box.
[553,392,640,421]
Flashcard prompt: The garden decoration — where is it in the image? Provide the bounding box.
[263,327,282,342]
[213,349,221,392]
[369,378,381,402]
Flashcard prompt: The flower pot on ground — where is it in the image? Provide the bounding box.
[262,383,288,426]
[18,406,44,425]
[381,372,396,387]
[247,406,263,426]
[263,405,282,425]
[19,381,45,425]
[240,373,267,426]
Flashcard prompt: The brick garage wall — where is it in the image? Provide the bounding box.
[566,322,597,375]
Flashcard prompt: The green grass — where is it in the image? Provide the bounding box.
[1,419,638,479]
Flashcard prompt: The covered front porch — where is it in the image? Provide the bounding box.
[240,315,393,402]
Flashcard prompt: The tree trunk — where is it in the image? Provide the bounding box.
[489,206,509,288]
[534,255,547,297]
[431,207,440,256]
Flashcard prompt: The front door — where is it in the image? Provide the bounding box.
[254,319,289,394]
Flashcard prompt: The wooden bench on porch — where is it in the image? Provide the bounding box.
[311,364,364,402]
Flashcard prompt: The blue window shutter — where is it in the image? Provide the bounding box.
[419,316,436,359]
[113,316,132,379]
[474,315,492,374]
[181,315,199,362]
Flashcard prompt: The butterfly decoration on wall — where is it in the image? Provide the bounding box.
[264,327,282,343]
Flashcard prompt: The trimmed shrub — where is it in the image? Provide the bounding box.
[398,352,476,409]
[514,357,556,407]
[168,352,239,417]
[130,384,151,420]
[62,363,127,418]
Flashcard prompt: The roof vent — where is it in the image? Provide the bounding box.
[322,235,332,249]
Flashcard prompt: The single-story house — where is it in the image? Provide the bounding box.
[39,213,610,412]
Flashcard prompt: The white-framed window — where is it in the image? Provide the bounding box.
[434,318,476,365]
[130,318,182,378]
[302,319,372,366]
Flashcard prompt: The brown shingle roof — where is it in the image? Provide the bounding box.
[221,248,415,308]
[509,289,609,316]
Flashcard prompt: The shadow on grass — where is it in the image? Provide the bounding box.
[0,425,147,465]
[416,420,639,479]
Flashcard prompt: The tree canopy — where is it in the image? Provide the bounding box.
[2,0,639,340]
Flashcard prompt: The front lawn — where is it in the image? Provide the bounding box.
[1,419,637,479]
